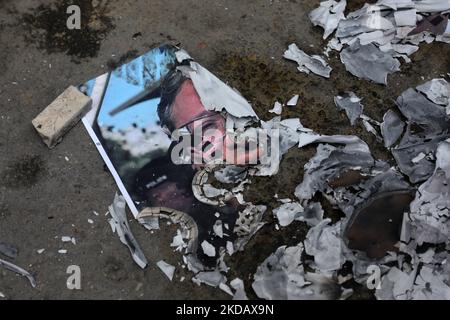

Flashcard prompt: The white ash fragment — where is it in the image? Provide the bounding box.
[230,278,248,300]
[286,94,299,107]
[61,236,76,245]
[269,101,283,115]
[416,78,450,106]
[171,229,187,252]
[138,216,160,231]
[233,204,267,252]
[304,219,345,272]
[219,282,234,296]
[273,201,324,227]
[226,241,234,256]
[252,243,343,300]
[108,194,148,269]
[192,270,226,287]
[201,240,216,257]
[380,109,405,148]
[403,139,450,245]
[334,91,364,126]
[309,0,347,39]
[214,166,247,184]
[340,41,400,85]
[213,220,224,238]
[284,43,332,78]
[157,260,175,281]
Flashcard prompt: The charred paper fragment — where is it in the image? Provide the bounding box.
[394,9,417,27]
[416,78,450,106]
[156,260,175,281]
[304,219,345,272]
[286,94,299,107]
[309,0,347,39]
[177,60,258,119]
[32,86,92,148]
[230,278,248,300]
[403,139,450,245]
[137,207,199,255]
[0,258,36,288]
[233,204,267,252]
[408,13,449,36]
[391,86,450,183]
[252,243,343,300]
[269,101,283,115]
[192,270,226,287]
[284,44,332,78]
[0,242,18,259]
[273,201,323,227]
[108,194,148,269]
[340,41,400,85]
[381,109,405,148]
[344,190,415,259]
[201,240,216,257]
[334,91,364,126]
[295,142,374,201]
[213,166,247,184]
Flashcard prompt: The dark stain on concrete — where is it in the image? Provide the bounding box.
[20,0,115,62]
[107,49,139,70]
[1,155,45,188]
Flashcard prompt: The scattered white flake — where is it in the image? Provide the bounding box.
[286,94,299,107]
[226,241,234,256]
[284,43,332,78]
[37,249,45,254]
[157,260,175,281]
[219,282,234,296]
[213,220,224,238]
[269,101,283,115]
[411,152,426,164]
[87,219,94,224]
[58,249,67,254]
[230,278,249,300]
[201,240,216,257]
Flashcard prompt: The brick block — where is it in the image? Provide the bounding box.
[32,86,92,149]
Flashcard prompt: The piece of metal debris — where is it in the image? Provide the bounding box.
[32,86,92,149]
[334,91,364,126]
[284,43,332,78]
[0,258,36,288]
[156,260,175,281]
[108,193,148,269]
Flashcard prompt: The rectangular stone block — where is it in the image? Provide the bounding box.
[32,85,92,149]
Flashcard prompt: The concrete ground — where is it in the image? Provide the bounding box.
[0,0,449,300]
